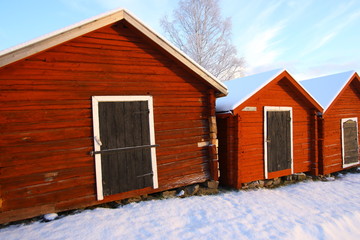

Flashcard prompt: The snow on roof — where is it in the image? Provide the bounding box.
[299,71,355,112]
[216,69,284,112]
[0,8,227,96]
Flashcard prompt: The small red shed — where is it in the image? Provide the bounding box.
[216,69,322,189]
[0,9,227,223]
[300,71,360,175]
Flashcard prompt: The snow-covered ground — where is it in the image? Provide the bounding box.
[1,172,360,240]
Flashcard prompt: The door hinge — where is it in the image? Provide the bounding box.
[94,136,102,146]
[137,172,153,178]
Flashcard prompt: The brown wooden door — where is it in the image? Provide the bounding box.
[266,111,292,173]
[343,119,359,165]
[98,101,154,196]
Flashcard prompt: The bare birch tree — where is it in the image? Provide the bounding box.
[160,0,245,81]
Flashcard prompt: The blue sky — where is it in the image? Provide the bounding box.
[1,0,359,79]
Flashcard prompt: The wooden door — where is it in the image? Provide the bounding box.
[342,118,359,167]
[92,96,158,200]
[265,109,292,175]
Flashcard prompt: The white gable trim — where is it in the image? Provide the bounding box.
[299,71,355,114]
[229,69,284,111]
[0,9,227,96]
[217,69,322,113]
[0,9,125,68]
[121,11,227,95]
[323,74,354,113]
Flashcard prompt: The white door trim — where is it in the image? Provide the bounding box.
[264,106,294,179]
[92,95,158,200]
[341,117,359,168]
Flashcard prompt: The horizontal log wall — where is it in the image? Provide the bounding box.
[232,78,317,186]
[322,80,360,174]
[0,21,215,223]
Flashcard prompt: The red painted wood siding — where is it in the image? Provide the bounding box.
[218,77,318,188]
[0,20,216,223]
[321,80,360,174]
[217,115,239,188]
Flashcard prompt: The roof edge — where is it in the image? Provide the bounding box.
[229,68,285,110]
[226,69,323,112]
[323,70,357,113]
[121,10,227,96]
[0,8,126,68]
[300,70,356,113]
[0,8,227,97]
[284,70,324,111]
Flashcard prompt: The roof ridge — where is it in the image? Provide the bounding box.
[299,70,356,112]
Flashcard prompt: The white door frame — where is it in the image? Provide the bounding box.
[264,106,294,179]
[341,117,359,168]
[92,95,158,200]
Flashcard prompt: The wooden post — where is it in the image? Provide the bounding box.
[317,115,325,175]
[311,110,319,176]
[234,114,241,189]
[208,89,219,181]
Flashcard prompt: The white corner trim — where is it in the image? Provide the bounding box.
[264,106,294,179]
[92,95,158,200]
[341,117,359,168]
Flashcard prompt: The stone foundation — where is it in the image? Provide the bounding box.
[241,167,360,190]
[241,173,309,189]
[119,180,220,203]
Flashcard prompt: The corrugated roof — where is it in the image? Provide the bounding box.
[0,8,227,96]
[216,69,284,112]
[300,71,355,112]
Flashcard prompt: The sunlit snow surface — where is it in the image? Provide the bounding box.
[216,69,284,112]
[1,172,360,240]
[300,71,355,112]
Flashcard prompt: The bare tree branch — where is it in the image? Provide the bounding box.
[160,0,245,81]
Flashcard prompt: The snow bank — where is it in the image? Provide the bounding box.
[1,173,360,240]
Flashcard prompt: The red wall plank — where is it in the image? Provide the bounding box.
[321,80,360,174]
[0,21,216,223]
[218,77,319,188]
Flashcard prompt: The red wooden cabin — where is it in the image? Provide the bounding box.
[300,71,360,175]
[0,9,227,223]
[216,69,322,189]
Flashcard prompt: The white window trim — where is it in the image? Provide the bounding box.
[92,95,158,201]
[263,106,294,179]
[341,117,359,168]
